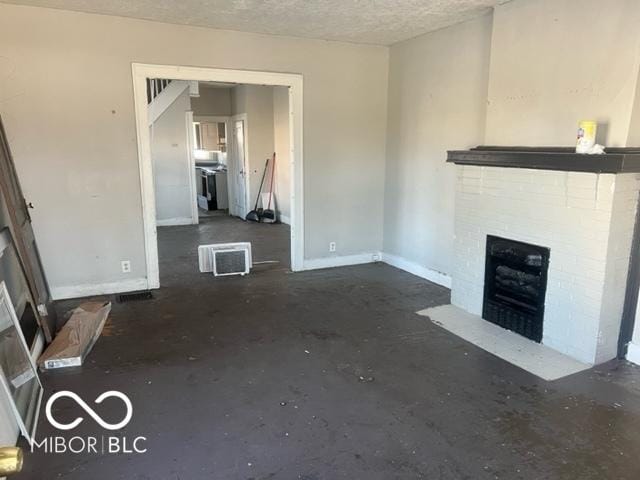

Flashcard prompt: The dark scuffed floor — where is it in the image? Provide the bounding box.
[16,216,640,479]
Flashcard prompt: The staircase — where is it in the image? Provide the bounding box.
[146,79,199,125]
[146,78,173,104]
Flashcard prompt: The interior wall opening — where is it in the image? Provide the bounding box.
[133,66,303,287]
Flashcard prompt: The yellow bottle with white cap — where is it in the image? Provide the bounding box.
[576,120,597,153]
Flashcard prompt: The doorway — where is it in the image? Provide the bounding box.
[132,64,304,289]
[190,115,232,221]
[230,116,248,218]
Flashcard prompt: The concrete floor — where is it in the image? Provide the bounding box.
[16,216,640,479]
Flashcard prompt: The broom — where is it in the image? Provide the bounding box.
[261,152,277,224]
[245,158,269,222]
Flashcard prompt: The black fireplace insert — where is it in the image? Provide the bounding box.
[482,235,550,342]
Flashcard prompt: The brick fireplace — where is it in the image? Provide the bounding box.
[447,148,640,365]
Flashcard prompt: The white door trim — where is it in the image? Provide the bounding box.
[193,115,229,124]
[230,114,250,218]
[184,111,199,225]
[192,114,231,216]
[132,63,304,289]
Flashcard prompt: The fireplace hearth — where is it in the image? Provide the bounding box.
[482,235,550,342]
[447,150,640,363]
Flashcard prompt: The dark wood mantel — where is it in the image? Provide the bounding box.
[447,146,640,174]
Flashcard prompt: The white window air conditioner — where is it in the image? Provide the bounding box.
[198,242,252,277]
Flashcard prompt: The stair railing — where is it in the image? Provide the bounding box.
[146,78,172,104]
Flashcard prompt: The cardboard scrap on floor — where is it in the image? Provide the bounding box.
[38,301,111,370]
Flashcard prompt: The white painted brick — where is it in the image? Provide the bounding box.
[460,166,482,179]
[567,196,596,209]
[566,172,598,189]
[568,185,599,200]
[452,165,640,365]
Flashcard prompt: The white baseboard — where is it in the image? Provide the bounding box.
[156,217,194,227]
[303,252,378,270]
[627,342,640,365]
[381,252,452,288]
[279,214,291,225]
[51,278,149,300]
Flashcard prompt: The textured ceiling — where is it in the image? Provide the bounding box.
[0,0,506,45]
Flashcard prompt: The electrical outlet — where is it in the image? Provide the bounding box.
[329,242,337,252]
[121,260,131,273]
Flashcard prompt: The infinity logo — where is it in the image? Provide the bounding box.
[45,391,133,431]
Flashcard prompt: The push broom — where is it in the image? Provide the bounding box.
[245,158,269,222]
[262,152,277,223]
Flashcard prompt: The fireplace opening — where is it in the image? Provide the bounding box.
[483,235,550,342]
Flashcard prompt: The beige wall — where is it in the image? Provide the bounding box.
[0,3,388,294]
[231,85,275,211]
[629,66,640,146]
[230,84,291,222]
[3,0,638,298]
[151,89,193,224]
[191,85,232,117]
[485,0,640,147]
[383,0,640,281]
[383,14,493,278]
[273,86,291,222]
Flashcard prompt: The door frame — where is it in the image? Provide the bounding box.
[188,114,231,223]
[193,115,236,216]
[132,63,304,288]
[184,111,199,225]
[229,114,250,218]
